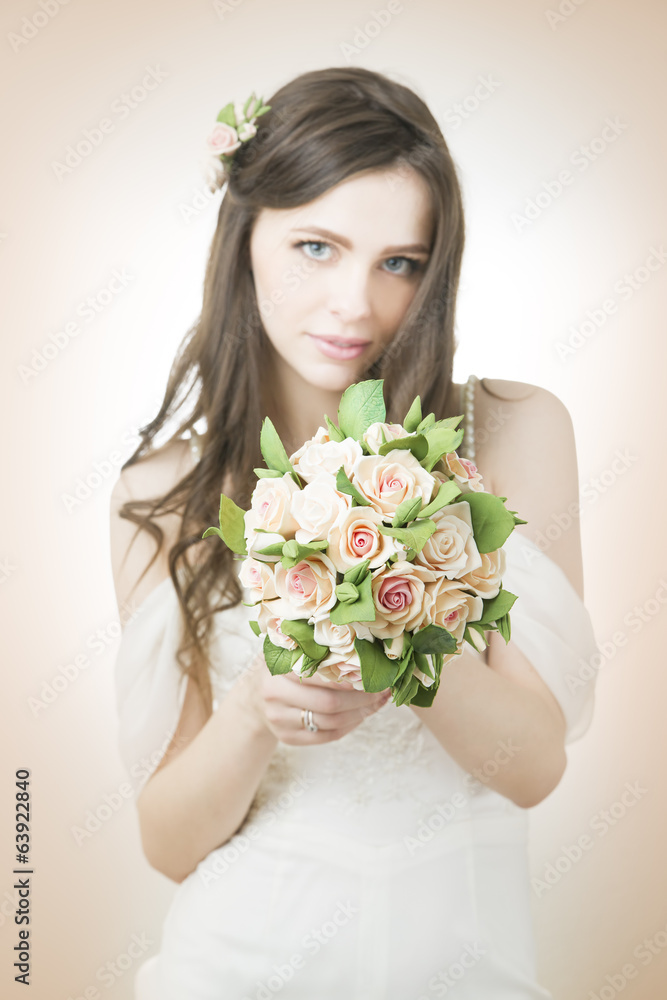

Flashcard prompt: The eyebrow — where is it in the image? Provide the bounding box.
[289,225,431,255]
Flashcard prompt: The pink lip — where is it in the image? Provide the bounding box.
[307,333,370,360]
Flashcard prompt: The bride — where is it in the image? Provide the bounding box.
[110,65,598,999]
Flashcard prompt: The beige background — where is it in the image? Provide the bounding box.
[1,0,665,997]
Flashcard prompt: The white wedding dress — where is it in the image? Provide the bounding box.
[113,375,599,999]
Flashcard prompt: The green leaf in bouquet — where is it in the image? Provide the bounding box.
[409,680,439,707]
[411,622,458,655]
[255,540,287,557]
[495,612,512,643]
[202,493,247,555]
[342,559,370,587]
[418,479,462,518]
[377,433,429,462]
[335,466,371,506]
[260,416,301,484]
[216,102,237,127]
[403,395,423,434]
[248,620,261,636]
[393,667,420,707]
[263,635,300,675]
[280,538,329,569]
[416,412,435,432]
[279,620,328,662]
[474,586,518,626]
[254,468,283,478]
[379,518,436,556]
[421,426,464,471]
[323,414,345,443]
[355,637,400,692]
[337,379,386,440]
[330,572,375,624]
[391,496,423,527]
[392,647,414,686]
[462,492,518,553]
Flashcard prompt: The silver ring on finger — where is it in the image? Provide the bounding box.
[301,708,319,733]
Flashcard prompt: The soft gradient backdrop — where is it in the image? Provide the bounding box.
[1,1,665,997]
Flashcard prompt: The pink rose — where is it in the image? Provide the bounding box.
[291,436,363,485]
[423,577,484,644]
[206,122,241,157]
[355,560,436,640]
[362,421,410,455]
[257,598,301,650]
[274,552,338,622]
[326,505,397,573]
[351,451,436,520]
[239,557,278,603]
[309,648,365,690]
[440,453,485,493]
[290,474,351,544]
[245,473,300,538]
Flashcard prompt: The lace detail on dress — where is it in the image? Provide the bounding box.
[317,704,440,816]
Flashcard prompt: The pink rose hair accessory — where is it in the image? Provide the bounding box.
[203,91,271,193]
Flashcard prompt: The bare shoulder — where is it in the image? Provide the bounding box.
[109,438,196,622]
[474,377,583,599]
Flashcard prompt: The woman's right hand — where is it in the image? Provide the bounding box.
[239,651,392,745]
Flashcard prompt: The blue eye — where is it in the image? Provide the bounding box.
[294,240,332,260]
[384,256,422,276]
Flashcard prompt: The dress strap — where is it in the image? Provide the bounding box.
[459,374,478,463]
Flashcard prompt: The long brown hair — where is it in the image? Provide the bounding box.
[118,65,466,715]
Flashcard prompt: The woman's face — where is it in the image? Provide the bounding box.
[249,165,434,393]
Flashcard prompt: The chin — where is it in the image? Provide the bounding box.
[302,363,366,394]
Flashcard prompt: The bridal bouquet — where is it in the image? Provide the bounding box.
[203,380,525,707]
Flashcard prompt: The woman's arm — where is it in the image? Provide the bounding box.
[136,664,279,884]
[411,382,583,807]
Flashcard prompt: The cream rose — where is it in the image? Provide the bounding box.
[414,500,483,579]
[441,452,485,493]
[291,437,363,485]
[312,619,357,657]
[326,504,398,573]
[359,560,437,640]
[257,598,302,650]
[245,473,300,537]
[206,122,241,157]
[273,552,338,622]
[311,648,365,690]
[458,547,506,599]
[362,421,410,455]
[351,450,436,520]
[290,474,351,544]
[423,577,484,644]
[239,557,278,603]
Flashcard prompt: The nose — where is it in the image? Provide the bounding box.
[326,261,372,325]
